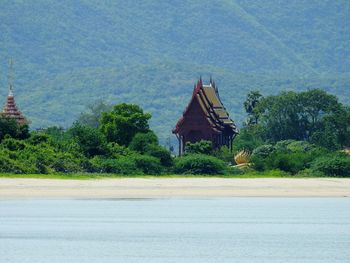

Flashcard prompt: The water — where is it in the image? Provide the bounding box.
[0,198,349,263]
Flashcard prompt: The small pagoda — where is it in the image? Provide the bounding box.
[173,78,238,155]
[1,61,29,125]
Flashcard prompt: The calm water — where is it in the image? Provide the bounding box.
[0,198,349,263]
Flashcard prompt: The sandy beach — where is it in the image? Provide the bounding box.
[0,178,349,198]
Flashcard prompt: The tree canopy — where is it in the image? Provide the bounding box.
[99,103,152,146]
[247,89,350,149]
[0,117,29,142]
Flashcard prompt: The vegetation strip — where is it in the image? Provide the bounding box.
[0,89,349,177]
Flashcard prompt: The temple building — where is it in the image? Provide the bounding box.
[173,78,238,155]
[1,61,28,125]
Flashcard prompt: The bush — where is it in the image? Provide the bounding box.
[27,133,50,145]
[50,154,83,173]
[0,154,26,173]
[132,154,162,175]
[252,144,275,158]
[286,141,315,152]
[1,137,26,151]
[129,131,158,153]
[68,123,107,157]
[252,147,325,174]
[274,140,316,153]
[267,151,314,174]
[251,140,326,174]
[174,154,226,175]
[213,146,233,163]
[274,140,296,151]
[251,155,266,171]
[106,142,133,158]
[186,140,212,155]
[90,154,162,175]
[90,156,140,174]
[226,166,244,175]
[232,127,264,153]
[311,153,350,177]
[0,118,29,142]
[145,144,173,167]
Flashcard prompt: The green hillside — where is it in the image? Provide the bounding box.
[0,0,349,142]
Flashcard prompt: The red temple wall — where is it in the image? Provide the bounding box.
[178,98,214,143]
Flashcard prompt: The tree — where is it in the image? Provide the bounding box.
[186,140,212,155]
[129,131,158,153]
[252,89,350,149]
[68,122,107,157]
[99,103,151,146]
[0,117,29,142]
[77,100,112,128]
[244,91,263,125]
[256,91,303,141]
[310,106,350,149]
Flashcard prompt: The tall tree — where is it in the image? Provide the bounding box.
[77,101,112,128]
[68,122,107,157]
[253,89,350,149]
[99,103,151,146]
[244,91,263,125]
[0,117,29,142]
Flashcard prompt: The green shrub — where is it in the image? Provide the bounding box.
[1,137,26,151]
[251,155,266,171]
[232,127,264,153]
[27,133,50,145]
[145,144,173,167]
[90,154,162,175]
[213,146,233,163]
[296,168,324,177]
[252,144,275,158]
[267,151,314,174]
[106,142,133,158]
[129,131,158,153]
[50,156,83,173]
[174,154,226,175]
[274,140,296,151]
[90,156,140,174]
[0,154,26,173]
[186,140,212,155]
[252,147,325,174]
[0,118,29,142]
[311,153,350,177]
[251,140,326,174]
[286,141,315,152]
[226,166,244,175]
[68,123,107,157]
[132,154,162,175]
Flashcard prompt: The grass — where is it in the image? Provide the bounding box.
[0,170,333,180]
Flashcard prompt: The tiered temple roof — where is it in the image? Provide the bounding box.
[1,86,28,125]
[173,78,238,155]
[1,60,28,125]
[173,78,237,135]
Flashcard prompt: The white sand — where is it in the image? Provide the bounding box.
[0,178,350,198]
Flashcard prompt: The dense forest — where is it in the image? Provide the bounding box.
[0,0,349,143]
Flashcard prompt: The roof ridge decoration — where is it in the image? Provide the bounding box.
[192,77,203,97]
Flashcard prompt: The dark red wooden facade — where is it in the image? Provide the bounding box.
[173,78,238,155]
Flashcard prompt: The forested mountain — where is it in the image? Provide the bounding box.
[0,0,349,142]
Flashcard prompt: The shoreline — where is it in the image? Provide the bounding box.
[1,178,350,199]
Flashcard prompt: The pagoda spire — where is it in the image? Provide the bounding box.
[7,59,14,97]
[1,59,29,125]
